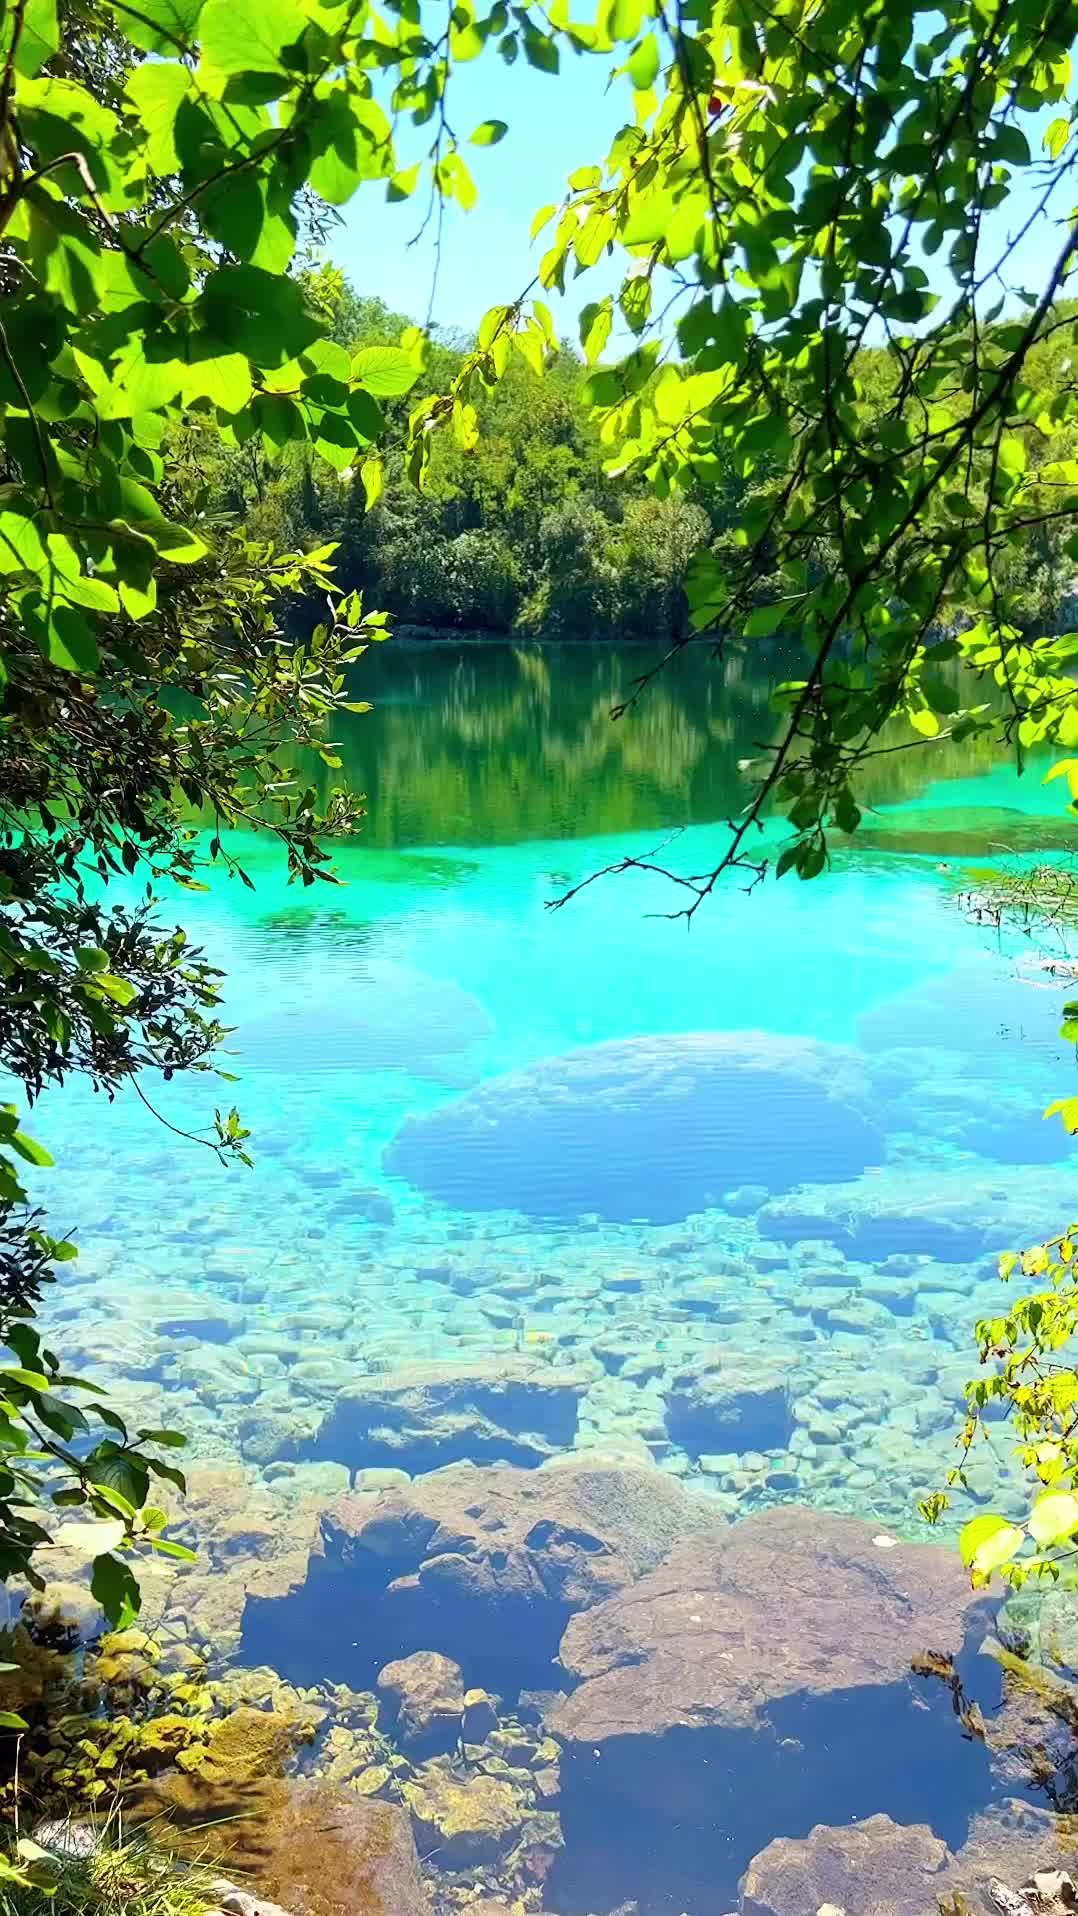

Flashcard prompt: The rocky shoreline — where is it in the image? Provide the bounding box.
[23,1435,1078,1916]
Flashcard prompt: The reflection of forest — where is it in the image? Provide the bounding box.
[292,641,1027,849]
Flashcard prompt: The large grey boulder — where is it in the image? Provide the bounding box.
[384,1031,884,1223]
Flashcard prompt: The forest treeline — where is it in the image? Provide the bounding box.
[193,276,1078,646]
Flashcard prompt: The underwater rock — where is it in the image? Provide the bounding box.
[309,1359,592,1474]
[377,1652,466,1756]
[739,1813,952,1916]
[384,1031,883,1223]
[857,962,1063,1059]
[243,1455,724,1692]
[250,1783,429,1916]
[549,1507,992,1882]
[951,1799,1078,1914]
[166,1464,328,1656]
[737,1802,1078,1916]
[402,1762,527,1866]
[755,1168,1067,1262]
[980,1644,1078,1799]
[239,1413,309,1468]
[158,1296,244,1343]
[235,959,491,1081]
[663,1351,794,1457]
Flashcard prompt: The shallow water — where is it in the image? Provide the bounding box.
[25,639,1078,1907]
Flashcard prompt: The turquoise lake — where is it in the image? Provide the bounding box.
[21,638,1078,1907]
[29,641,1078,1508]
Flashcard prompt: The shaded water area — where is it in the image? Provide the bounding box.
[27,641,1078,1913]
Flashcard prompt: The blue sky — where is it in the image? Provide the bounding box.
[333,52,632,338]
[329,56,1070,344]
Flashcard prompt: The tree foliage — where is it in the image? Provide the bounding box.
[5,0,1078,1624]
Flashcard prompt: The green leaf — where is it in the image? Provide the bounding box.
[627,31,659,89]
[200,266,321,370]
[522,25,558,71]
[88,1451,149,1509]
[1029,1492,1078,1548]
[22,600,99,674]
[12,0,59,76]
[125,62,190,175]
[94,974,138,1007]
[959,1513,1024,1576]
[360,456,384,508]
[470,119,508,145]
[198,0,304,78]
[579,300,612,366]
[56,1517,127,1555]
[0,1712,27,1733]
[114,0,204,51]
[351,345,421,397]
[90,1552,141,1628]
[149,1537,198,1561]
[745,602,788,638]
[7,1131,52,1168]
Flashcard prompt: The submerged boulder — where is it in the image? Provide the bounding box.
[738,1800,1077,1916]
[739,1814,952,1916]
[236,1784,428,1916]
[755,1166,1068,1263]
[242,1454,725,1693]
[664,1351,794,1457]
[402,1764,527,1866]
[384,1031,884,1223]
[377,1651,466,1756]
[549,1507,992,1888]
[235,959,490,1081]
[309,1359,592,1474]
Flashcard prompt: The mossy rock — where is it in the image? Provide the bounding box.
[130,1707,300,1860]
[403,1765,528,1865]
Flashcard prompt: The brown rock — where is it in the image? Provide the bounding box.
[377,1652,465,1755]
[664,1350,794,1457]
[982,1644,1078,1799]
[245,1455,724,1691]
[310,1360,592,1475]
[256,1783,428,1916]
[738,1802,1078,1916]
[739,1814,951,1916]
[950,1799,1078,1915]
[550,1507,991,1880]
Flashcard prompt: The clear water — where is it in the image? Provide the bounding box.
[23,639,1078,1903]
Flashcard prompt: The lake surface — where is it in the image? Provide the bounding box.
[27,640,1078,1909]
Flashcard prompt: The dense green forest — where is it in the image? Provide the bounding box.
[196,276,1078,646]
[193,279,710,643]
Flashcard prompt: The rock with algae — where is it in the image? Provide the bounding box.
[403,1763,528,1867]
